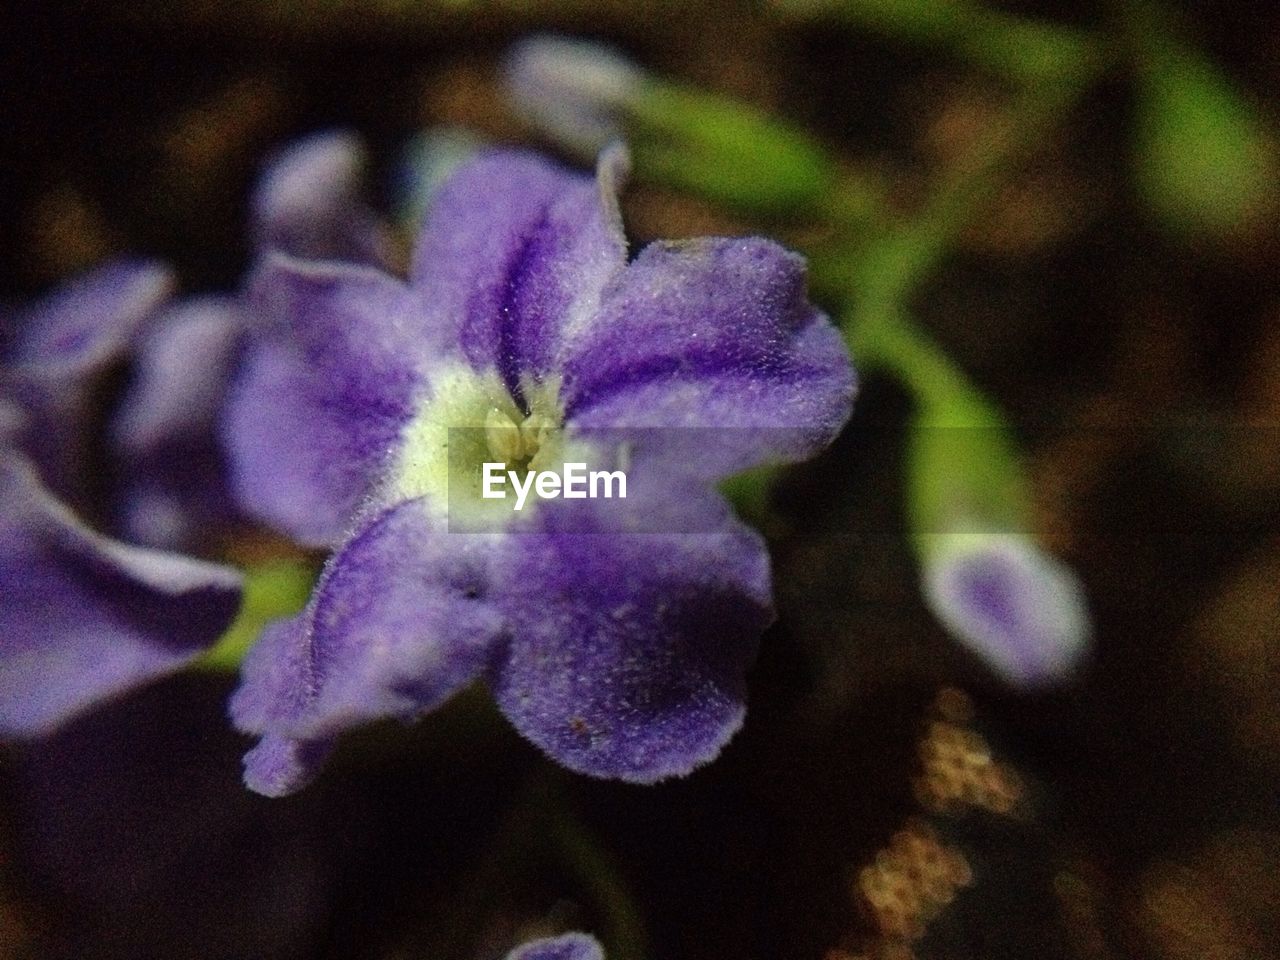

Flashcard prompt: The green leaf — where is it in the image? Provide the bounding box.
[628,81,837,217]
[1134,43,1278,241]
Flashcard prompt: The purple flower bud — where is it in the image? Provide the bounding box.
[922,533,1091,687]
[252,128,386,263]
[505,36,645,157]
[505,932,605,960]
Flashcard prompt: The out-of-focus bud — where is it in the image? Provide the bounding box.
[504,34,836,217]
[252,129,386,263]
[885,315,1092,687]
[506,36,644,158]
[920,531,1091,686]
[1132,31,1278,243]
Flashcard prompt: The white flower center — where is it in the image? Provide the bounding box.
[389,364,594,528]
[483,406,558,470]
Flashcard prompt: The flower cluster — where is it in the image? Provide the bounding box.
[0,262,242,737]
[3,133,855,803]
[0,130,381,738]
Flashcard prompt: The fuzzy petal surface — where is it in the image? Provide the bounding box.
[410,147,628,397]
[224,257,433,546]
[489,489,774,782]
[230,498,509,795]
[562,237,855,479]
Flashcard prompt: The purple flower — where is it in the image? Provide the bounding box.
[505,933,604,960]
[111,129,386,552]
[0,130,389,739]
[0,445,241,738]
[922,533,1091,686]
[2,259,175,503]
[225,145,855,796]
[1,262,245,737]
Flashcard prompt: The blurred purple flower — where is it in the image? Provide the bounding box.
[0,452,241,738]
[224,145,855,796]
[506,932,604,960]
[1,259,241,732]
[505,36,643,158]
[0,130,388,737]
[111,129,386,551]
[1,259,175,503]
[0,261,243,737]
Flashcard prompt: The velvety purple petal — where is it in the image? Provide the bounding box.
[410,147,628,399]
[223,256,433,547]
[0,455,242,738]
[490,491,774,783]
[242,732,337,799]
[505,932,606,960]
[230,615,339,797]
[111,296,244,550]
[288,499,508,737]
[228,612,311,735]
[923,534,1092,687]
[230,498,509,795]
[561,237,855,479]
[1,259,175,498]
[252,129,387,263]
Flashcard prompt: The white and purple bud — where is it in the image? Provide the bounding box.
[251,129,385,263]
[921,532,1091,688]
[882,338,1095,691]
[504,33,835,215]
[504,35,646,158]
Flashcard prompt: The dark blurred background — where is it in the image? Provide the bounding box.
[2,2,1279,959]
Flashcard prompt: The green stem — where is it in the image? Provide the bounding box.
[838,47,1110,395]
[847,305,988,418]
[542,782,649,960]
[812,0,1104,88]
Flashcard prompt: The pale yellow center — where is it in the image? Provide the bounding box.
[388,365,595,527]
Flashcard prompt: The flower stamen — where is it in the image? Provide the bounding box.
[484,406,559,470]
